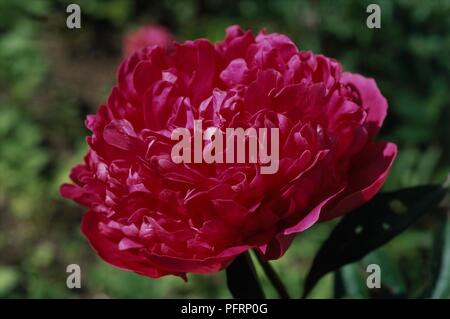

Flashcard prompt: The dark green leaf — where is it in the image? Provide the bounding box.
[303,185,447,298]
[226,252,265,299]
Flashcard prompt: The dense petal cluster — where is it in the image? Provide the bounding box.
[61,26,397,279]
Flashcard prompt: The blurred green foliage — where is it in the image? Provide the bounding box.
[0,0,448,298]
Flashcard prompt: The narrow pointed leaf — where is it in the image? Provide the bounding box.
[303,185,447,298]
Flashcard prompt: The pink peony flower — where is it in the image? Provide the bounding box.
[61,25,397,279]
[123,25,174,56]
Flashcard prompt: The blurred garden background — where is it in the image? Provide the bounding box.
[0,0,449,298]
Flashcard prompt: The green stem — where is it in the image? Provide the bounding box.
[254,251,290,299]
